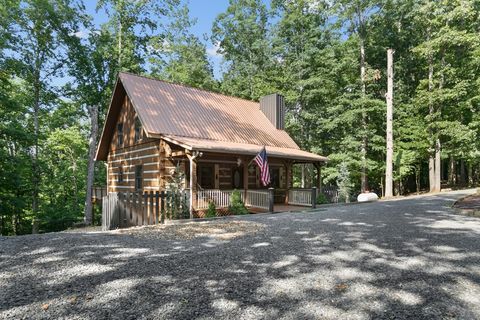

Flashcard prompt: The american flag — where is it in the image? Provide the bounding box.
[253,147,270,186]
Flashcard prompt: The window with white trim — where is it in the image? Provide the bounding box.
[134,117,142,143]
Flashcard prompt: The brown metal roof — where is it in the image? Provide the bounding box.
[96,72,327,162]
[163,135,328,162]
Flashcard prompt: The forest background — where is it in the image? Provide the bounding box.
[1,0,479,235]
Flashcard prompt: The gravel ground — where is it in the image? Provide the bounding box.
[1,189,480,320]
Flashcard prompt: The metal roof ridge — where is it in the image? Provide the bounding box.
[118,72,261,106]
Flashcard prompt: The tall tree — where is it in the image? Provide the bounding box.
[271,0,339,187]
[96,0,177,73]
[149,4,217,90]
[335,0,383,192]
[67,0,178,225]
[412,0,479,192]
[64,15,114,225]
[385,48,394,197]
[12,0,81,230]
[212,0,273,100]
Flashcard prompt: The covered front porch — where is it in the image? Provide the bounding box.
[161,135,328,215]
[176,152,324,214]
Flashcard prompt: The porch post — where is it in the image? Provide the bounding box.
[316,162,322,193]
[187,152,200,219]
[312,187,317,209]
[243,158,248,200]
[268,187,275,213]
[285,161,292,205]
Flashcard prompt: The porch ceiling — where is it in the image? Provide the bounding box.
[159,135,328,163]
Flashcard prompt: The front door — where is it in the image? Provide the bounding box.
[232,167,243,189]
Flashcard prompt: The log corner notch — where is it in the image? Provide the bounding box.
[186,150,202,218]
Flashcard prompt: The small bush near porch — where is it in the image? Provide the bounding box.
[228,190,249,215]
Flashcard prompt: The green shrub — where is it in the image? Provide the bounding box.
[337,162,353,203]
[205,201,217,218]
[228,189,249,215]
[316,193,329,204]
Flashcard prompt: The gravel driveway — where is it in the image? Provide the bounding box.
[1,189,480,319]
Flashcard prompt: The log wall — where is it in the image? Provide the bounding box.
[107,96,161,192]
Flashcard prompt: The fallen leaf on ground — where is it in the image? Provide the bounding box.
[41,303,49,311]
[69,296,77,304]
[335,283,348,291]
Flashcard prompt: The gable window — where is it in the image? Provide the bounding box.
[118,166,124,183]
[117,123,124,146]
[134,117,142,143]
[135,165,143,190]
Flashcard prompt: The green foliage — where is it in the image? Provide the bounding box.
[228,189,249,215]
[150,4,218,91]
[165,163,188,219]
[337,162,353,203]
[2,0,480,234]
[205,201,217,218]
[316,193,329,205]
[212,0,275,100]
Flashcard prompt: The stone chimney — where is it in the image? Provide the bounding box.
[260,93,285,130]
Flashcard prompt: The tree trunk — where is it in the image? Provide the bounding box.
[118,18,122,69]
[459,159,466,185]
[432,53,445,193]
[434,139,441,192]
[428,56,436,193]
[448,155,456,186]
[415,166,420,194]
[359,36,368,192]
[84,105,99,225]
[31,68,41,234]
[429,157,435,192]
[468,161,473,186]
[385,49,394,198]
[71,157,79,213]
[301,164,305,188]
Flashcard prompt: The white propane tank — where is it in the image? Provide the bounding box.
[357,191,379,203]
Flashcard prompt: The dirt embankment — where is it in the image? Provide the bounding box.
[453,192,480,217]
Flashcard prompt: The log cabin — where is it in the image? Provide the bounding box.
[95,72,328,214]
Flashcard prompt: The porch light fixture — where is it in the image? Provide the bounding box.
[237,157,242,167]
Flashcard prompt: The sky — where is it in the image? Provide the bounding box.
[83,0,234,79]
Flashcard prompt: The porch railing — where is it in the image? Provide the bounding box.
[196,189,244,209]
[245,190,269,210]
[102,191,189,230]
[196,189,270,211]
[288,188,313,206]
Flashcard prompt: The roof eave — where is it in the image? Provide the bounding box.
[156,134,328,163]
[95,76,123,161]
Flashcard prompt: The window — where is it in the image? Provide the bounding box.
[117,123,124,146]
[118,166,124,183]
[135,165,142,190]
[270,167,280,188]
[198,165,214,189]
[134,117,142,142]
